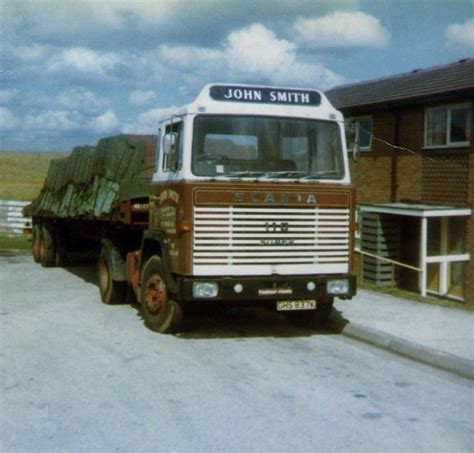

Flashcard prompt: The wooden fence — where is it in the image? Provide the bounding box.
[0,200,31,236]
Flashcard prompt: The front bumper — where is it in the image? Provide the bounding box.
[176,273,357,303]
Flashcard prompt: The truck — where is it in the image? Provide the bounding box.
[25,84,357,333]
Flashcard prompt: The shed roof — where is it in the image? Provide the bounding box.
[326,58,474,110]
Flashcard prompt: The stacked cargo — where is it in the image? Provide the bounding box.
[25,135,157,219]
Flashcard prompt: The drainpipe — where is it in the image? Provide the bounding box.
[390,110,400,203]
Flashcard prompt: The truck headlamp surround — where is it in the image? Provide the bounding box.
[327,279,349,295]
[193,282,219,298]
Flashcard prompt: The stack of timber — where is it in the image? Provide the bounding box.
[24,135,156,220]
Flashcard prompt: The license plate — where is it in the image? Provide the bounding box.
[276,300,316,311]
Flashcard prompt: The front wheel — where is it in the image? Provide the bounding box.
[139,256,182,333]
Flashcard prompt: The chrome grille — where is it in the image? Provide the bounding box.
[192,206,350,276]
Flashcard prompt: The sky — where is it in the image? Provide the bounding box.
[0,0,473,152]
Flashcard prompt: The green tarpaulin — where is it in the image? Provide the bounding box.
[26,134,156,219]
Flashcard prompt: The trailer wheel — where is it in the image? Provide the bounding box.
[54,228,68,267]
[40,225,56,267]
[98,245,126,304]
[32,224,42,263]
[285,297,334,328]
[140,256,182,333]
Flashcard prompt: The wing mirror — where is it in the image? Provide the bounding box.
[163,132,177,156]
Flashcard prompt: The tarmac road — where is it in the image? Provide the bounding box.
[1,251,473,452]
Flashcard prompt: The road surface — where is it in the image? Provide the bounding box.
[1,251,472,452]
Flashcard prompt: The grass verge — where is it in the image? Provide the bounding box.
[0,234,32,250]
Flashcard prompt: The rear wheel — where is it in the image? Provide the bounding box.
[98,243,126,304]
[285,297,334,328]
[40,225,56,267]
[54,228,68,267]
[32,224,41,263]
[140,256,182,333]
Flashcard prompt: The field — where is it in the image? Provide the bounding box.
[0,151,68,201]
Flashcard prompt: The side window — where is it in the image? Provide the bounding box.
[346,116,373,151]
[163,121,183,172]
[425,104,471,148]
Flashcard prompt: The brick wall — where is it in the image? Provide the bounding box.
[465,152,474,305]
[347,101,473,305]
[422,153,469,204]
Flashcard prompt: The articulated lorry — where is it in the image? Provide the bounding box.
[26,84,357,333]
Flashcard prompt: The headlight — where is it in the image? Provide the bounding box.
[193,282,219,298]
[327,279,349,295]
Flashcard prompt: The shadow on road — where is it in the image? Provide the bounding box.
[60,257,344,340]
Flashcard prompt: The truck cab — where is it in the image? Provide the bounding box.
[135,84,357,332]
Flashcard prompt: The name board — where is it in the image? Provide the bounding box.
[209,85,321,106]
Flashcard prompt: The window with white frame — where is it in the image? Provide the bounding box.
[425,103,471,148]
[345,116,373,152]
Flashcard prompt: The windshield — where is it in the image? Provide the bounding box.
[192,115,345,179]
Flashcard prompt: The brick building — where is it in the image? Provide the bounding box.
[326,58,474,305]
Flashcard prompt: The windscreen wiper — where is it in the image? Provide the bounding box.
[261,171,307,179]
[214,171,267,179]
[298,170,343,180]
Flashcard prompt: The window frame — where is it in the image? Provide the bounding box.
[424,103,472,149]
[345,116,373,152]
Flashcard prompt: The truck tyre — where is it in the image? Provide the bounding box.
[140,256,182,333]
[40,225,56,267]
[98,244,126,304]
[285,297,334,328]
[32,224,42,263]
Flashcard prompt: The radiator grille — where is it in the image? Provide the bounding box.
[192,206,350,275]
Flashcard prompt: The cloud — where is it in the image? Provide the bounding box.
[0,107,18,130]
[129,90,159,106]
[122,106,178,135]
[24,110,79,131]
[0,89,19,104]
[1,0,358,48]
[91,110,121,133]
[225,24,296,79]
[445,18,474,49]
[293,11,391,49]
[56,87,109,113]
[157,23,344,90]
[225,23,344,88]
[13,44,49,62]
[47,47,122,78]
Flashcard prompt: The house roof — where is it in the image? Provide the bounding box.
[325,58,474,110]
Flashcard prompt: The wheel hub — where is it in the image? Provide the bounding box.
[145,274,167,315]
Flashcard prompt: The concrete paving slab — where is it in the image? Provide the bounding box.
[332,289,474,379]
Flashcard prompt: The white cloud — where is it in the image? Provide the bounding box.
[0,89,19,104]
[24,110,79,131]
[225,24,296,78]
[56,88,109,112]
[129,90,159,106]
[294,11,391,49]
[225,23,344,88]
[92,110,121,133]
[47,47,121,78]
[122,106,178,134]
[0,107,18,130]
[13,44,49,62]
[445,18,474,49]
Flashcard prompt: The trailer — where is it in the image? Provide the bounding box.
[26,84,357,333]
